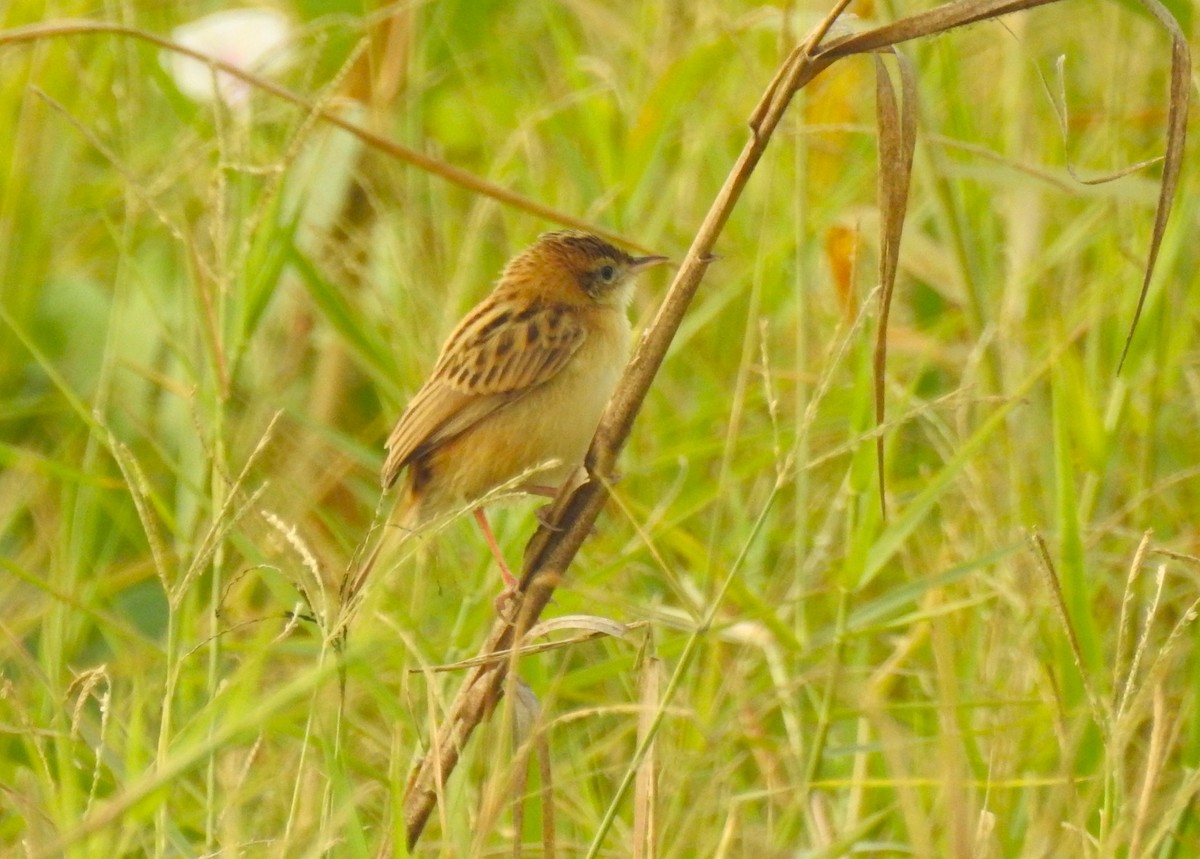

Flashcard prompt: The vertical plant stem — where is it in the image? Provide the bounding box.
[155,608,178,858]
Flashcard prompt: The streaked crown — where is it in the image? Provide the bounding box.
[499,230,667,305]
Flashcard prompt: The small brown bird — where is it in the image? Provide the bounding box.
[346,230,667,605]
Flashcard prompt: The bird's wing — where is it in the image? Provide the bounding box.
[381,299,586,488]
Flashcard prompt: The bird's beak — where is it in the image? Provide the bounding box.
[629,254,670,274]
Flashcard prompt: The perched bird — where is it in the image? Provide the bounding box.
[345,230,668,606]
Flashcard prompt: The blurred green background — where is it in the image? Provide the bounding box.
[2,1,1198,856]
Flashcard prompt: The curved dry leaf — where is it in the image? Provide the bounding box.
[526,614,632,641]
[872,51,917,520]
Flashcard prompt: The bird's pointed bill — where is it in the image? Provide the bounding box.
[629,255,669,273]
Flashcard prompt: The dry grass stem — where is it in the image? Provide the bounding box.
[632,651,663,859]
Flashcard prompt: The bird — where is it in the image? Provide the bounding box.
[343,230,668,609]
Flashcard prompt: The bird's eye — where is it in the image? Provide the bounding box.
[598,264,617,283]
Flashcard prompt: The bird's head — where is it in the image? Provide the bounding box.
[501,230,668,307]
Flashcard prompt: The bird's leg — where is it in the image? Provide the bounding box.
[474,507,519,595]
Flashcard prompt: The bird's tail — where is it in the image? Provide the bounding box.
[336,489,420,637]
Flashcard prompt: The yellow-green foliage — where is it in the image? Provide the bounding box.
[2,1,1197,856]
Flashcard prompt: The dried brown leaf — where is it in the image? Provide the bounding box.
[872,52,918,519]
[1117,0,1189,370]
